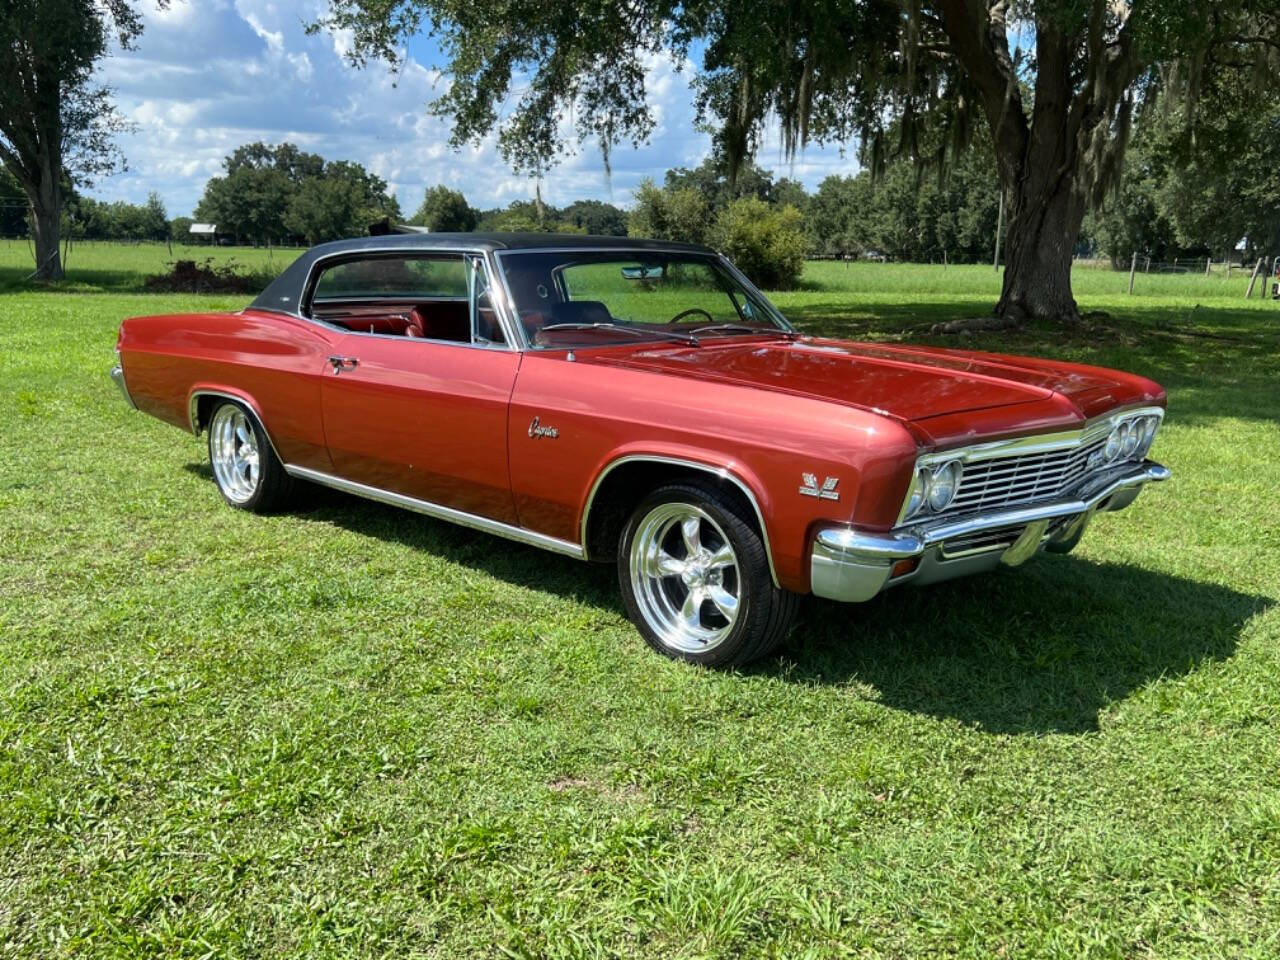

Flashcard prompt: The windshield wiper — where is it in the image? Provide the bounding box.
[538,322,699,346]
[687,323,800,340]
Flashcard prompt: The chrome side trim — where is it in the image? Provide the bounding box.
[579,454,780,588]
[285,465,586,559]
[187,390,288,467]
[109,356,136,410]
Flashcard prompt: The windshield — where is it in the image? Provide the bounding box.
[496,250,794,349]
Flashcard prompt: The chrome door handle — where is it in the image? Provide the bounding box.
[328,355,359,374]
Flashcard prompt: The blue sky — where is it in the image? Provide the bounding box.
[95,0,862,217]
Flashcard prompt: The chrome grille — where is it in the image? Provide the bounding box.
[940,435,1109,517]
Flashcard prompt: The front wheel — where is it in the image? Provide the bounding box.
[618,482,799,667]
[207,400,294,513]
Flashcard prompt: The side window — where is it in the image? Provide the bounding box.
[314,256,467,300]
[309,253,504,346]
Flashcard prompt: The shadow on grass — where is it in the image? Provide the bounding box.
[781,556,1268,735]
[0,265,153,292]
[213,471,1266,737]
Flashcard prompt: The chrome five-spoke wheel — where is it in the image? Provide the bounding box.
[209,403,261,504]
[619,482,799,667]
[205,399,294,513]
[629,503,741,653]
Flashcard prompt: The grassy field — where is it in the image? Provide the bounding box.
[0,239,304,292]
[2,244,1279,957]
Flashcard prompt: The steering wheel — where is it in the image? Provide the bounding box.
[666,307,715,325]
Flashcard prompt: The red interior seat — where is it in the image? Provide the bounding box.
[404,308,426,338]
[411,302,470,342]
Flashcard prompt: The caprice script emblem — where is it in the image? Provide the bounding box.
[799,473,840,501]
[528,416,559,439]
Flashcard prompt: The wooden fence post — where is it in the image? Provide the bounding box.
[1205,258,1211,277]
[1128,252,1137,295]
[1246,258,1263,299]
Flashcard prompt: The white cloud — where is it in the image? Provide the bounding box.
[92,4,860,217]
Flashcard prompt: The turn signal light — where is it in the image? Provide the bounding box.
[890,557,920,579]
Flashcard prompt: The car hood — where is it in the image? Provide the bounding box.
[585,336,1160,426]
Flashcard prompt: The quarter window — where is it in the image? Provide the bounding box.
[314,256,467,300]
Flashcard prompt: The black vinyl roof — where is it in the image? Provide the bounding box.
[248,232,715,314]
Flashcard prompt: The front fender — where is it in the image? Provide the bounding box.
[579,446,781,587]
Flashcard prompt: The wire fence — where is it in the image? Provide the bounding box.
[1117,252,1280,300]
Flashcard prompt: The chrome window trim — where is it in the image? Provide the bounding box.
[579,454,781,588]
[294,247,523,350]
[312,295,470,306]
[492,247,795,351]
[284,465,585,559]
[305,326,513,351]
[895,405,1166,525]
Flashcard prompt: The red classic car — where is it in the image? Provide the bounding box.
[111,234,1169,666]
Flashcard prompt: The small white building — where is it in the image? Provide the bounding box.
[189,223,217,243]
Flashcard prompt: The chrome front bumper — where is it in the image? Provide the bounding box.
[109,363,136,409]
[811,460,1170,602]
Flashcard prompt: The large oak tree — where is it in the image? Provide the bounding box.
[316,0,1280,323]
[0,0,147,280]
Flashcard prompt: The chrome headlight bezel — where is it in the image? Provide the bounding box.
[1119,419,1140,457]
[925,459,963,512]
[1104,425,1123,462]
[901,459,962,521]
[1136,414,1159,457]
[903,466,928,520]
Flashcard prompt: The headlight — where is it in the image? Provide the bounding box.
[1136,415,1159,456]
[1104,425,1123,462]
[1120,419,1140,457]
[926,460,963,512]
[904,467,927,519]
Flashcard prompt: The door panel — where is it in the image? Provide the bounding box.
[320,335,521,524]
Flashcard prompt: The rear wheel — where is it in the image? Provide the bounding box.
[618,482,799,667]
[207,400,294,513]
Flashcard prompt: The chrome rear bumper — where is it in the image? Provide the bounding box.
[109,362,136,409]
[811,460,1170,602]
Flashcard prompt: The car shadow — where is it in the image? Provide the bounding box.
[189,467,1267,738]
[771,556,1268,735]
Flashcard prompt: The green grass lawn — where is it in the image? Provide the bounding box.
[0,239,304,292]
[2,248,1279,957]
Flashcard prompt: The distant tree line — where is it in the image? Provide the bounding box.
[64,191,169,242]
[6,116,1278,282]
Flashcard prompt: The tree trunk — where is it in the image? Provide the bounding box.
[996,174,1086,324]
[29,150,64,281]
[30,205,63,281]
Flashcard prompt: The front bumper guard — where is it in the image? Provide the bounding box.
[811,460,1170,602]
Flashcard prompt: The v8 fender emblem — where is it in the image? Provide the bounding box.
[800,473,840,501]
